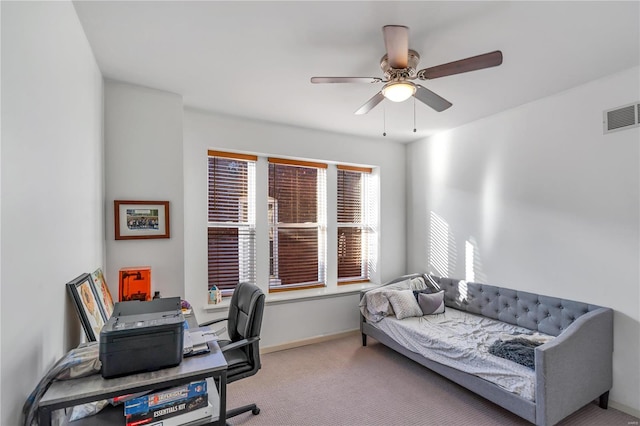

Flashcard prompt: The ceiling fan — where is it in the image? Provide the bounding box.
[311,25,503,115]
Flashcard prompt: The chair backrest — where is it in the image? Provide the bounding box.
[227,282,265,368]
[227,283,265,383]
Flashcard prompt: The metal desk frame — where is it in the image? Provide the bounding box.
[37,342,227,426]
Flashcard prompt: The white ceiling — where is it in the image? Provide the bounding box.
[73,1,639,143]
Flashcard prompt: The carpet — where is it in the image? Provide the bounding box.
[225,333,638,426]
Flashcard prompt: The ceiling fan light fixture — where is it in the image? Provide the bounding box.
[382,81,416,102]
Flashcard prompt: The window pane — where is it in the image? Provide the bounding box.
[338,170,362,223]
[269,164,317,223]
[337,168,373,282]
[268,161,326,289]
[208,158,249,223]
[208,154,255,294]
[275,228,319,285]
[338,227,364,279]
[208,227,239,290]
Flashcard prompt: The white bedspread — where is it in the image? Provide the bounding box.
[371,309,554,401]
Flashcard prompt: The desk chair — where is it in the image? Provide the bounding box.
[199,282,265,423]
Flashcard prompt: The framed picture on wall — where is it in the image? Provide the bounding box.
[66,273,106,342]
[114,200,170,240]
[90,267,115,321]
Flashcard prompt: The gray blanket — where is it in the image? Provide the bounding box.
[489,338,542,370]
[371,309,547,401]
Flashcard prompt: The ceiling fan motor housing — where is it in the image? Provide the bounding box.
[380,49,420,80]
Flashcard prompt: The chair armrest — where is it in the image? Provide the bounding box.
[220,336,260,353]
[199,317,228,327]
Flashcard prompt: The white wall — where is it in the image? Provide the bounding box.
[104,81,184,300]
[101,83,405,347]
[183,109,406,346]
[1,3,4,422]
[0,3,4,422]
[406,67,640,414]
[1,2,104,425]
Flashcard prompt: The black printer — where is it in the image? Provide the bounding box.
[99,297,185,378]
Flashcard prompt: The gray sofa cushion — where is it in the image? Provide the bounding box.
[426,275,601,336]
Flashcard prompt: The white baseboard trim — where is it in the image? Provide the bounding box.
[610,401,640,419]
[261,329,359,354]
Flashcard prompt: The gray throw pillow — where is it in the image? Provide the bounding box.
[417,290,445,315]
[412,289,433,301]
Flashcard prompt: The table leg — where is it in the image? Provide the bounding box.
[217,370,227,426]
[38,406,52,426]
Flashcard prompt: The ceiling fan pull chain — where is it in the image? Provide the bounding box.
[413,97,417,132]
[413,97,417,133]
[383,103,387,137]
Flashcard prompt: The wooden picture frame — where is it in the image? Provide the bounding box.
[90,267,115,321]
[66,273,106,342]
[114,200,170,240]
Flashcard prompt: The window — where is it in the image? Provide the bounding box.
[207,151,256,294]
[337,165,375,283]
[206,150,379,299]
[268,158,327,291]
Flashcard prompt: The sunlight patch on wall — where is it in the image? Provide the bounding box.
[458,279,468,302]
[427,132,452,186]
[466,236,487,284]
[481,155,502,251]
[428,211,457,277]
[465,240,475,283]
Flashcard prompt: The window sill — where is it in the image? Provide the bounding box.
[201,282,380,312]
[265,282,379,305]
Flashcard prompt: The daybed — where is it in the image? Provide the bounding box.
[359,273,613,426]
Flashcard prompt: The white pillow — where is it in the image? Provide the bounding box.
[409,276,428,290]
[387,290,423,320]
[385,278,412,291]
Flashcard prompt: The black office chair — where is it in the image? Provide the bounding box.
[199,282,265,423]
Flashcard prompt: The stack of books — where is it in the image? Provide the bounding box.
[124,380,212,426]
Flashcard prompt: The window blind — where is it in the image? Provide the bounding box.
[337,165,374,283]
[268,158,327,290]
[207,151,257,293]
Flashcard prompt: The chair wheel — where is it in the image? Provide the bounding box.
[252,408,260,415]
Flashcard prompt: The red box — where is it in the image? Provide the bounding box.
[119,266,151,302]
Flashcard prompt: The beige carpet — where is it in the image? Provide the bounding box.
[226,333,638,426]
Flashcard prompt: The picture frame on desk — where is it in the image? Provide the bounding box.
[90,267,114,320]
[66,273,106,342]
[114,200,170,240]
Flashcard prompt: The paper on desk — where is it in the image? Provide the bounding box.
[189,330,219,345]
[183,329,219,352]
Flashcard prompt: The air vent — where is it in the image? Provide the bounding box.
[603,102,639,134]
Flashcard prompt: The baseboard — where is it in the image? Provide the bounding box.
[610,401,640,419]
[261,329,359,354]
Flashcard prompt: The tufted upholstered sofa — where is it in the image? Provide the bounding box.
[360,273,614,426]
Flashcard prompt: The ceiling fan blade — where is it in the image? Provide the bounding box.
[311,77,383,84]
[382,25,409,69]
[414,84,452,112]
[355,92,385,115]
[417,50,503,80]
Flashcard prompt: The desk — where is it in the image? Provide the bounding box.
[37,341,227,426]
